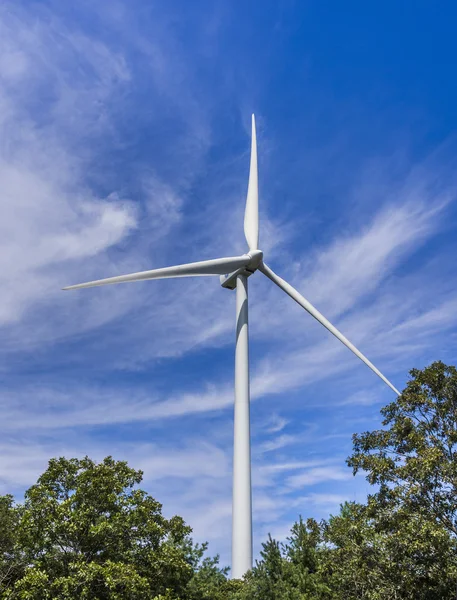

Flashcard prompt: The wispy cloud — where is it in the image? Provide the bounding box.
[258,434,301,453]
[298,187,451,319]
[286,466,352,489]
[0,384,233,431]
[263,414,289,434]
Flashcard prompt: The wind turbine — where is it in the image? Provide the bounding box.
[64,115,400,579]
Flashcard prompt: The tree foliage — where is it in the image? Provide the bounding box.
[238,519,331,599]
[0,495,24,594]
[321,499,457,599]
[0,456,226,599]
[348,361,457,537]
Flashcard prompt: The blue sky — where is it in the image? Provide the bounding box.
[1,0,457,568]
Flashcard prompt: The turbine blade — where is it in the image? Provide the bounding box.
[260,263,400,395]
[63,255,251,291]
[244,114,259,251]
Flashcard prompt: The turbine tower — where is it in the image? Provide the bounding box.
[64,115,399,579]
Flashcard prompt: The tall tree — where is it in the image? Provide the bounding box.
[0,456,226,600]
[239,520,330,600]
[0,495,24,595]
[322,500,457,599]
[241,534,299,600]
[348,361,457,538]
[346,361,457,597]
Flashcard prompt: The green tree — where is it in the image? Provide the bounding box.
[348,361,457,537]
[180,541,234,600]
[239,519,330,600]
[346,360,457,598]
[0,456,227,600]
[0,495,24,594]
[281,518,330,599]
[241,534,296,599]
[322,500,457,599]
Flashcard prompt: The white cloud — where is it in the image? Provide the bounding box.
[0,4,141,332]
[297,193,448,319]
[339,389,382,406]
[259,459,340,474]
[133,442,230,481]
[263,414,289,434]
[0,2,232,364]
[302,492,349,506]
[258,434,301,453]
[286,466,351,489]
[0,384,233,431]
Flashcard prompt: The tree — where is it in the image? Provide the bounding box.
[321,500,457,599]
[240,534,297,600]
[281,518,330,599]
[0,495,24,594]
[0,456,226,600]
[239,519,330,600]
[346,361,457,598]
[179,541,235,600]
[348,361,457,539]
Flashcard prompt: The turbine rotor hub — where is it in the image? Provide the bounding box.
[246,249,263,272]
[220,249,263,290]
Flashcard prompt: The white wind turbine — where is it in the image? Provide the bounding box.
[64,115,400,578]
